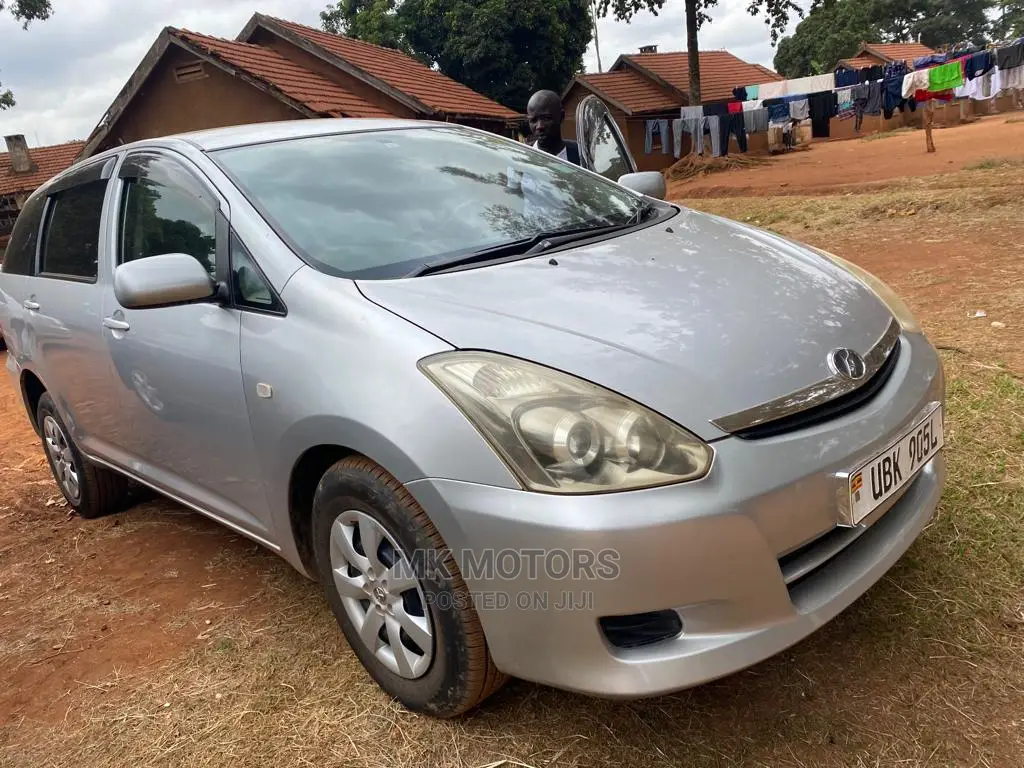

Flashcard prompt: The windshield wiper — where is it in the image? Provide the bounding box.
[406,224,621,277]
[405,203,661,278]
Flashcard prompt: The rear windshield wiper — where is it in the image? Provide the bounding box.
[406,215,655,278]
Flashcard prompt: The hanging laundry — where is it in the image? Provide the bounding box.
[759,80,788,100]
[742,107,769,134]
[746,84,760,100]
[902,69,929,98]
[787,73,836,96]
[672,118,684,158]
[836,88,854,119]
[788,97,810,120]
[928,60,964,92]
[858,65,884,83]
[727,100,743,114]
[678,116,707,155]
[964,50,994,80]
[706,115,727,156]
[1002,64,1024,90]
[732,86,748,102]
[762,98,791,124]
[807,91,837,138]
[741,99,762,111]
[702,102,730,117]
[914,53,948,69]
[644,119,670,153]
[680,105,703,120]
[834,68,860,88]
[996,41,1024,71]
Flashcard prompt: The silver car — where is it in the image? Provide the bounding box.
[0,101,945,718]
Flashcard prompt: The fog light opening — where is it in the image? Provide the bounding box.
[599,610,683,649]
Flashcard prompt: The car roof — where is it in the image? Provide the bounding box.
[172,118,452,151]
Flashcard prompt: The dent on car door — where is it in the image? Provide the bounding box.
[575,94,638,182]
[97,150,272,537]
[16,158,119,447]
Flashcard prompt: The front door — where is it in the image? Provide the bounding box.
[575,95,638,182]
[97,149,271,537]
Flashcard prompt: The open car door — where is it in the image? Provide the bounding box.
[575,94,638,182]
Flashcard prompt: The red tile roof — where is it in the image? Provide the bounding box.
[265,17,519,120]
[865,42,937,64]
[174,29,392,118]
[619,51,783,103]
[837,55,882,70]
[575,70,680,113]
[0,141,85,197]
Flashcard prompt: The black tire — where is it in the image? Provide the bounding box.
[312,456,508,717]
[36,393,135,519]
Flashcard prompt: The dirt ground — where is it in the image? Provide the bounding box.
[1,116,1023,767]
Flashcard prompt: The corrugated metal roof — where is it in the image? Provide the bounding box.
[620,51,784,102]
[175,30,393,118]
[576,70,681,113]
[267,17,519,120]
[0,141,85,197]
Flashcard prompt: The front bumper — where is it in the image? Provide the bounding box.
[405,332,946,698]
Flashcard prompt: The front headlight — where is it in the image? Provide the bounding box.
[808,246,921,334]
[419,351,712,494]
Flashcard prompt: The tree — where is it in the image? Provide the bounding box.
[321,0,591,112]
[595,0,801,105]
[993,0,1024,39]
[774,0,878,77]
[1,0,52,110]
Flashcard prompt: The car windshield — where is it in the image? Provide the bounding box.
[210,126,642,279]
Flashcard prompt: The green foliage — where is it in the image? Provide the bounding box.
[991,0,1024,39]
[0,0,52,110]
[774,0,994,78]
[320,0,592,112]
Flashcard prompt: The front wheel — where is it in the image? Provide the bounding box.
[311,456,507,717]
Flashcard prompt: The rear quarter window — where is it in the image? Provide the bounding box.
[39,179,109,281]
[1,191,47,276]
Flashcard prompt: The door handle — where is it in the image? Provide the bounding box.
[103,317,131,332]
[23,300,39,311]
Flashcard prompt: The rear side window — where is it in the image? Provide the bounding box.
[40,180,108,280]
[2,191,47,275]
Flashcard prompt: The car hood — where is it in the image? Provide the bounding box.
[357,207,895,441]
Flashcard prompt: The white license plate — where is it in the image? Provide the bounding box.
[849,404,943,525]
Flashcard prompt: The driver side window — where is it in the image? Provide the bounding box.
[119,153,217,276]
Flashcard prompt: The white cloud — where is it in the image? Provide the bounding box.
[584,0,807,72]
[0,0,806,148]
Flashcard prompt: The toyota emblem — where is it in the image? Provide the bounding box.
[828,348,867,380]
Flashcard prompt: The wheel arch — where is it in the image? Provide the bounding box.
[20,368,47,435]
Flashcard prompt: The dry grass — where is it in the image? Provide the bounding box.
[665,153,770,182]
[3,164,1024,767]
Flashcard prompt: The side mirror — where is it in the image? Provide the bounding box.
[114,253,216,309]
[618,171,666,200]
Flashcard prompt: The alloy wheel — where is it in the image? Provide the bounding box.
[43,415,81,503]
[329,510,434,679]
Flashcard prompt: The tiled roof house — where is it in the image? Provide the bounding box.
[80,12,519,158]
[561,47,783,171]
[1,137,85,249]
[837,42,937,71]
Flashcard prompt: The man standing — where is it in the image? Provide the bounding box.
[526,90,581,165]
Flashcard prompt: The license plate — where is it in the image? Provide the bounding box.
[849,404,943,525]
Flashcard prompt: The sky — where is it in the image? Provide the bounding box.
[0,0,806,148]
